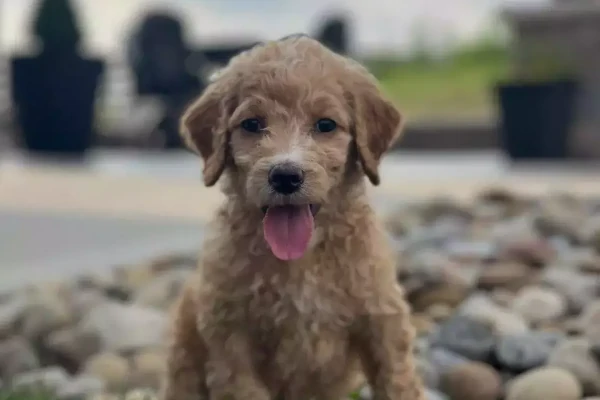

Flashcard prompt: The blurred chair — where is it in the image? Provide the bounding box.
[125,10,352,150]
[315,14,350,56]
[127,11,206,149]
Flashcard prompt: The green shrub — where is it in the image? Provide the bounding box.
[31,0,82,51]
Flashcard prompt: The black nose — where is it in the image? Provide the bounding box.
[268,163,304,195]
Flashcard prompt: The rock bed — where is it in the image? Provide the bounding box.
[1,189,600,400]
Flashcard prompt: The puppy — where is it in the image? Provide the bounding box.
[161,35,424,400]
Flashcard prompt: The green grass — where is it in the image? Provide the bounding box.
[0,389,56,400]
[365,39,510,122]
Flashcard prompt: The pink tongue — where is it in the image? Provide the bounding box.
[263,205,314,261]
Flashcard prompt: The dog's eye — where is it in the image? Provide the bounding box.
[315,118,337,133]
[241,118,264,133]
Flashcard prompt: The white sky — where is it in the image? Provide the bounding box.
[0,0,550,57]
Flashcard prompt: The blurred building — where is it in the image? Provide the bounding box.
[505,0,600,158]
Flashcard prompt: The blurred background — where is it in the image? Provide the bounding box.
[1,0,596,155]
[1,1,600,399]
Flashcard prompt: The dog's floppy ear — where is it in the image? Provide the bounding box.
[350,78,403,186]
[180,80,233,187]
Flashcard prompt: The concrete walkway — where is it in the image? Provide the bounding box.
[0,210,204,291]
[3,150,600,222]
[2,149,600,291]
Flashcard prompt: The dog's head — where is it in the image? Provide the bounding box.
[182,36,402,260]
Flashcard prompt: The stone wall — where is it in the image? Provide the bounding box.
[504,2,600,158]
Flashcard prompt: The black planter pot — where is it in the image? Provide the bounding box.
[495,79,578,160]
[11,53,104,157]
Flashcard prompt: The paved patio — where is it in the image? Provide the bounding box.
[1,149,600,291]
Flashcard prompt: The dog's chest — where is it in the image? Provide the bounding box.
[247,278,356,385]
[247,280,339,334]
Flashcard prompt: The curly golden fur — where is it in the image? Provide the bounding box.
[161,36,425,400]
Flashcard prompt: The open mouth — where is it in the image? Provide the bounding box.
[261,204,320,216]
[261,204,321,261]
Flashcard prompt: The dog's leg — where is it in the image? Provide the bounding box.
[161,286,209,400]
[203,330,272,400]
[356,304,425,400]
